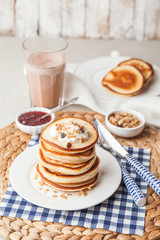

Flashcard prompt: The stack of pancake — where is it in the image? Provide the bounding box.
[102,58,154,96]
[37,117,99,192]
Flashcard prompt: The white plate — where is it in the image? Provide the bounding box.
[9,145,121,211]
[74,56,160,100]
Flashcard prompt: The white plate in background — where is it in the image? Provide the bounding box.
[74,56,160,101]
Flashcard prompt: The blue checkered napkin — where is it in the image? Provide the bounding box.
[0,136,150,236]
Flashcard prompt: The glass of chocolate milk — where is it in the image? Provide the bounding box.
[22,37,68,108]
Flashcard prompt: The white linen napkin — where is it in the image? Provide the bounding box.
[64,64,160,127]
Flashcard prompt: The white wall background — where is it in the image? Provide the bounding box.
[0,0,160,40]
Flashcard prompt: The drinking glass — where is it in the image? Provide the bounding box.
[22,37,68,108]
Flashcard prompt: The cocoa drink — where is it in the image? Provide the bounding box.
[22,37,68,108]
[26,52,65,108]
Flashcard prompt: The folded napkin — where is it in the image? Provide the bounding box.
[65,63,160,127]
[0,136,150,236]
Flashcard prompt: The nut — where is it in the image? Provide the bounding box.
[109,112,141,128]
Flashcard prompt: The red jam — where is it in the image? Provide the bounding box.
[18,111,51,126]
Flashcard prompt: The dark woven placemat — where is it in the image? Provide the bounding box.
[0,111,160,240]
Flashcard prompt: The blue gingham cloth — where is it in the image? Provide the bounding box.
[0,135,150,236]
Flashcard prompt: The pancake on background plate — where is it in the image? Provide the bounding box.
[102,58,154,96]
[102,65,144,96]
[118,58,154,86]
[37,117,100,191]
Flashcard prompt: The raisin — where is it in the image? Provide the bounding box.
[60,132,66,138]
[66,142,72,148]
[109,113,115,119]
[80,126,85,133]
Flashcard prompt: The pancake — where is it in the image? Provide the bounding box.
[102,65,144,96]
[118,58,154,86]
[37,117,100,192]
[38,156,99,184]
[40,140,96,164]
[37,163,98,191]
[39,153,86,168]
[39,148,97,175]
[40,117,98,153]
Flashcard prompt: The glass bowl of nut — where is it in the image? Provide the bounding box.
[105,109,145,138]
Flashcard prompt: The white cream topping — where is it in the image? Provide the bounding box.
[50,119,89,143]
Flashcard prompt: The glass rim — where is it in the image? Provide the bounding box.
[22,36,68,53]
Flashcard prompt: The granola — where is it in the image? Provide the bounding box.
[50,120,89,147]
[109,112,141,128]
